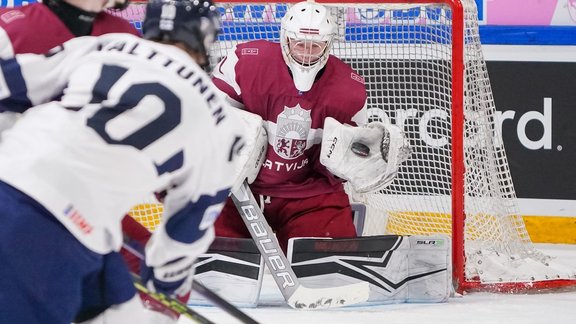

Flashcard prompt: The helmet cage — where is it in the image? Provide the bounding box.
[286,36,330,66]
[280,31,335,92]
[280,1,337,91]
[280,2,337,92]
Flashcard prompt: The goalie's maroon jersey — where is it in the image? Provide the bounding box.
[213,40,367,198]
[0,3,139,57]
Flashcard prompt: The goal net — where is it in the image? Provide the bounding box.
[113,0,576,293]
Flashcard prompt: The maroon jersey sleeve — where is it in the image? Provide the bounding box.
[214,40,367,198]
[0,4,139,56]
[0,4,74,55]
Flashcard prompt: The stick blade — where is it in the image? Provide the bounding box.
[287,281,370,309]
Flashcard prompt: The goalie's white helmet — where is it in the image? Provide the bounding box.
[280,1,337,92]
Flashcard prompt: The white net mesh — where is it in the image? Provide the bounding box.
[111,0,576,288]
[106,3,146,31]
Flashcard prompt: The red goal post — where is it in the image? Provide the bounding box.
[113,0,576,294]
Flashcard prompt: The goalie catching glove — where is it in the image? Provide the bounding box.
[320,117,411,193]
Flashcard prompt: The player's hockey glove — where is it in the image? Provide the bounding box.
[141,255,195,300]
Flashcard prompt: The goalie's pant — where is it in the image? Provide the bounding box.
[214,189,358,253]
[0,181,135,324]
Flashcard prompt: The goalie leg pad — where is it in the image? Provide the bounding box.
[188,237,264,308]
[287,235,451,304]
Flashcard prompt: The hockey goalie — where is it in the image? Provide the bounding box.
[186,0,452,308]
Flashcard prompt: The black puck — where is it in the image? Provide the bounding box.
[351,142,370,157]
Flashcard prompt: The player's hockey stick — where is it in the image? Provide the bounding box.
[130,272,215,324]
[230,180,370,309]
[123,241,260,324]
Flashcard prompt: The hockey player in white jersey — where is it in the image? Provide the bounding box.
[0,0,140,138]
[0,0,245,323]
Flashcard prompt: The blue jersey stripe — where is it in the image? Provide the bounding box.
[0,58,33,113]
[165,188,231,244]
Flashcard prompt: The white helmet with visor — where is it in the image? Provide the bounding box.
[280,1,337,92]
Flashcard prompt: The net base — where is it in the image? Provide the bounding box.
[461,279,576,294]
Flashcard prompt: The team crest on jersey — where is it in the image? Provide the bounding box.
[274,104,311,160]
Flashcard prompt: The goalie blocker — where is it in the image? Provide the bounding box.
[190,235,451,306]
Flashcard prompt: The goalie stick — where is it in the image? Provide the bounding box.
[230,180,370,309]
[122,240,260,324]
